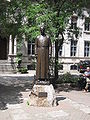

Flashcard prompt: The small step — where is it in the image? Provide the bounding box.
[0,63,16,74]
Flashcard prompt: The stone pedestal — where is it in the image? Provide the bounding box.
[29,84,56,107]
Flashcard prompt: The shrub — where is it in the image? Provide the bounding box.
[20,67,28,74]
[17,67,28,74]
[16,53,22,69]
[56,72,79,84]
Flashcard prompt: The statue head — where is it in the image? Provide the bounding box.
[40,24,45,35]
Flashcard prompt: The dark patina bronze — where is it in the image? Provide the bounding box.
[35,25,52,83]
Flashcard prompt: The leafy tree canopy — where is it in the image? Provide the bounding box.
[0,0,90,41]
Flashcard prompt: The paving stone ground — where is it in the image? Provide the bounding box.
[0,73,90,120]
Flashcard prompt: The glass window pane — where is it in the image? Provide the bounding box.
[70,40,77,56]
[58,45,62,56]
[28,41,35,55]
[84,41,90,57]
[84,18,90,31]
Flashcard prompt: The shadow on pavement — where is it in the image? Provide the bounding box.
[55,83,80,93]
[56,96,66,105]
[0,76,34,110]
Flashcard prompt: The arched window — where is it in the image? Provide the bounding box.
[71,13,78,29]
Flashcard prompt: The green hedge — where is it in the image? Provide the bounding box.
[17,67,28,74]
[56,72,79,84]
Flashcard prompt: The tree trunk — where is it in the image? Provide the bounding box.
[55,40,58,80]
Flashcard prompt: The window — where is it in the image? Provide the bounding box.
[84,18,90,31]
[71,14,78,29]
[58,45,62,56]
[28,41,35,55]
[84,41,90,57]
[70,65,77,70]
[70,40,77,56]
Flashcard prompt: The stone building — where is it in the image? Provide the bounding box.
[0,9,90,74]
[59,10,90,73]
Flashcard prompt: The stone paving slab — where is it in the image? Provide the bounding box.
[59,90,90,107]
[0,110,12,120]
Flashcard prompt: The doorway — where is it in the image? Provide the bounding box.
[0,36,7,60]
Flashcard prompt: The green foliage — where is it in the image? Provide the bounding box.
[16,53,22,58]
[17,67,28,74]
[56,72,79,84]
[20,67,28,74]
[27,101,30,106]
[16,53,22,63]
[0,0,89,40]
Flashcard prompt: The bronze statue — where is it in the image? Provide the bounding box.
[35,25,52,81]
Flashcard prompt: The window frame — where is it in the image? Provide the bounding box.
[71,15,78,30]
[28,41,35,56]
[84,17,90,31]
[70,64,77,70]
[84,41,90,57]
[58,45,63,56]
[70,40,77,57]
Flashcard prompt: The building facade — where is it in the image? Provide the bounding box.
[59,10,90,73]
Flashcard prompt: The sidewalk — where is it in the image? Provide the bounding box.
[0,70,36,76]
[0,74,90,120]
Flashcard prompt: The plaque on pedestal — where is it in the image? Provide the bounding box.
[29,84,56,107]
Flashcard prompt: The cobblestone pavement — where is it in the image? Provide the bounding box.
[0,74,90,120]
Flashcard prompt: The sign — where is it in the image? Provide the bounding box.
[38,92,47,97]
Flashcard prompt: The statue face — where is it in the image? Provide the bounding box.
[40,26,45,35]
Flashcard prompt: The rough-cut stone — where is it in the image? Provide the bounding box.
[29,84,56,107]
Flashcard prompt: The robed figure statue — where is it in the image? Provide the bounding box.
[35,25,52,82]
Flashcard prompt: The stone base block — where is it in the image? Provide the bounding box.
[29,84,56,107]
